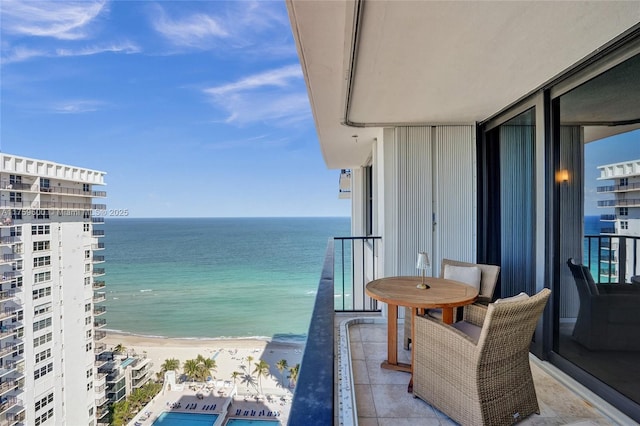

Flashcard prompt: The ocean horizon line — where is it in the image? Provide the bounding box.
[103,215,351,220]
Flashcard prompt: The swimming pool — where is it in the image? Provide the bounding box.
[152,412,219,426]
[120,358,135,368]
[225,420,280,426]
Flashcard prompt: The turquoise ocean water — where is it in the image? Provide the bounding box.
[102,217,350,343]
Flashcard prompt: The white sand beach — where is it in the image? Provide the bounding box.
[104,331,304,388]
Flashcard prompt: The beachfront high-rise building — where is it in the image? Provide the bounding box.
[0,154,107,425]
[597,158,640,283]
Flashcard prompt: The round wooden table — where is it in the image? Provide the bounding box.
[366,276,478,374]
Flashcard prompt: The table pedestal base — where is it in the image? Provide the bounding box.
[380,361,411,373]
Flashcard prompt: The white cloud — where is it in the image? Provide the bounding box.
[203,65,310,126]
[55,41,140,57]
[149,2,295,58]
[2,41,140,64]
[0,0,107,40]
[0,46,47,64]
[51,100,106,114]
[205,65,303,96]
[151,6,228,48]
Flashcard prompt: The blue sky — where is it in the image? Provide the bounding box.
[0,0,350,218]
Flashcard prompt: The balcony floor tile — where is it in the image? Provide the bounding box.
[337,316,631,426]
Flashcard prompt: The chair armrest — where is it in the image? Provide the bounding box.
[462,303,487,328]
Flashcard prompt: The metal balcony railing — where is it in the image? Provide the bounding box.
[600,214,616,221]
[94,306,107,315]
[597,198,640,207]
[93,255,105,263]
[37,185,107,197]
[290,235,381,425]
[93,242,105,250]
[92,230,105,237]
[584,234,640,284]
[93,268,106,276]
[93,280,106,290]
[596,182,640,192]
[333,236,382,312]
[92,217,105,224]
[0,182,31,191]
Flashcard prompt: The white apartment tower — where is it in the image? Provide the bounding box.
[597,158,640,283]
[0,154,107,425]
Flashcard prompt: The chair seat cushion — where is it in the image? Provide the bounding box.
[452,321,482,344]
[443,265,481,289]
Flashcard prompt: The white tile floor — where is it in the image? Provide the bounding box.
[339,317,635,426]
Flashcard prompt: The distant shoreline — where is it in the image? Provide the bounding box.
[103,328,307,344]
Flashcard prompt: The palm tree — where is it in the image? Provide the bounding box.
[231,371,241,386]
[183,359,200,382]
[199,357,217,380]
[253,359,270,394]
[113,343,125,354]
[161,358,180,373]
[246,355,254,373]
[288,363,300,388]
[275,359,288,388]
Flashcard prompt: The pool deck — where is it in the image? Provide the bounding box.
[130,382,290,425]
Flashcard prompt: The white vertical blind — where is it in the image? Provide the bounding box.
[395,127,433,276]
[434,126,477,266]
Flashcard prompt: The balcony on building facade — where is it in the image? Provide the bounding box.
[0,182,32,192]
[0,325,16,341]
[597,198,640,208]
[92,217,105,224]
[600,214,617,221]
[92,230,105,237]
[0,409,25,426]
[600,226,616,234]
[0,344,16,361]
[596,182,640,193]
[92,242,105,250]
[94,343,107,355]
[0,310,16,323]
[94,373,107,389]
[93,292,106,303]
[94,306,107,316]
[95,395,108,407]
[93,280,106,290]
[94,318,107,328]
[94,330,107,341]
[38,185,107,198]
[93,255,105,263]
[93,268,106,277]
[0,256,18,267]
[0,238,18,248]
[0,381,17,397]
[0,291,15,304]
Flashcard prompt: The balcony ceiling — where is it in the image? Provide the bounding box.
[287,0,640,169]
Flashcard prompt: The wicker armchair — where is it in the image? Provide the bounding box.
[413,288,551,426]
[404,259,500,349]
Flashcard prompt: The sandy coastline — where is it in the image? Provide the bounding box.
[103,330,305,389]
